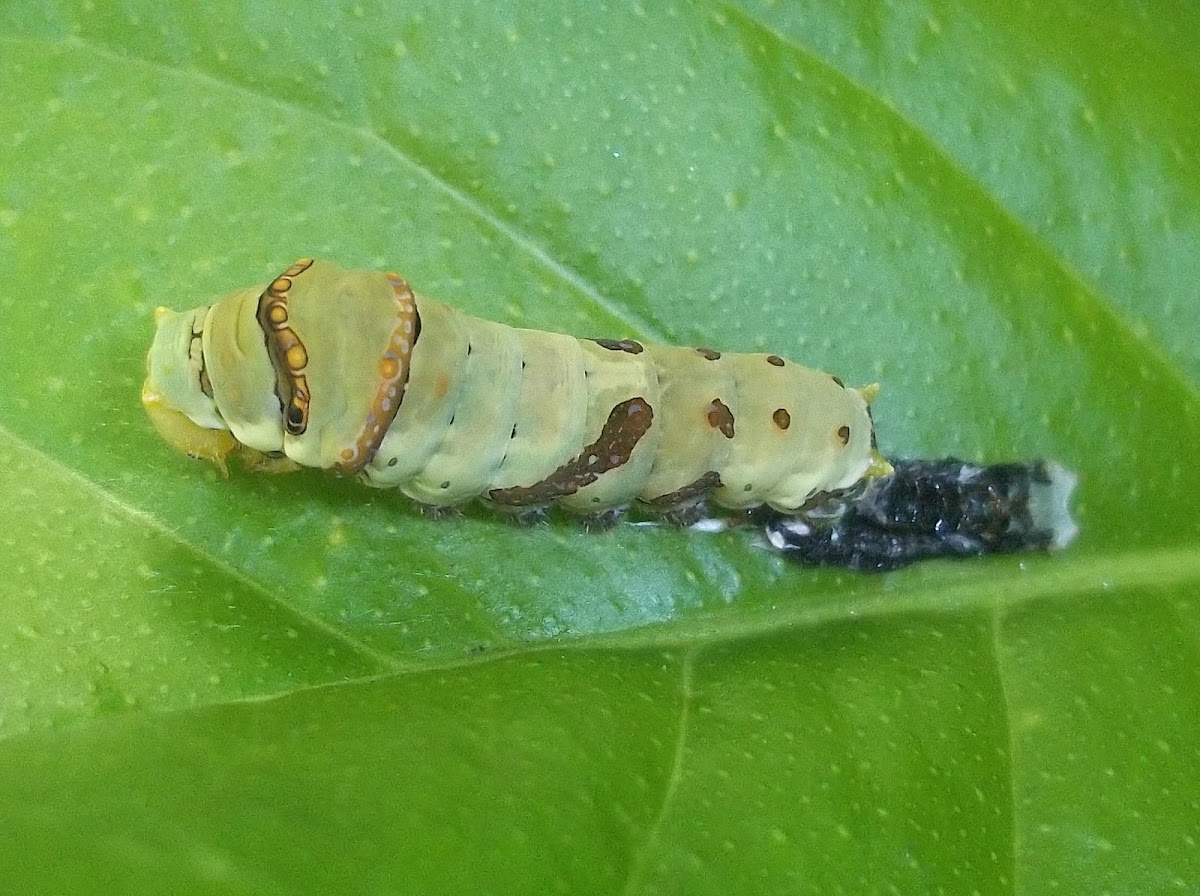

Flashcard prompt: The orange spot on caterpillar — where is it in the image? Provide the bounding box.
[285,344,308,370]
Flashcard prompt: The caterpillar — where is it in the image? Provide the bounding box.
[142,258,1077,571]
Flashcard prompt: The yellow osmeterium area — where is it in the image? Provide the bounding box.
[141,380,239,472]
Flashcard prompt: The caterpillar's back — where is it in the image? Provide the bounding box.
[143,258,887,519]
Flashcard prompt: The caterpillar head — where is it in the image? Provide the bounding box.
[142,304,241,472]
[143,292,288,474]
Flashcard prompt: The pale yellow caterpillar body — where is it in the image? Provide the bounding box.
[144,258,888,516]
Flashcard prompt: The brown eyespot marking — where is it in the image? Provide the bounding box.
[644,470,722,508]
[772,408,791,430]
[594,338,644,354]
[695,347,721,361]
[256,258,316,436]
[706,399,735,439]
[489,398,654,506]
[336,272,420,474]
[766,355,785,367]
[837,425,851,445]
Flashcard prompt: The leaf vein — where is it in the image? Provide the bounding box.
[56,33,671,344]
[622,647,698,895]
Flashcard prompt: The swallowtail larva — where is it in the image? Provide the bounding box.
[143,259,1077,571]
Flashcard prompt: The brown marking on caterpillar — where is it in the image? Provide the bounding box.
[766,355,785,367]
[706,399,735,439]
[488,398,654,506]
[837,424,851,445]
[644,470,723,508]
[831,375,845,388]
[593,338,644,354]
[335,273,420,474]
[695,347,721,361]
[256,258,315,435]
[772,408,791,430]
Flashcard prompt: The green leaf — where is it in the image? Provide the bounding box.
[1,1,1197,893]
